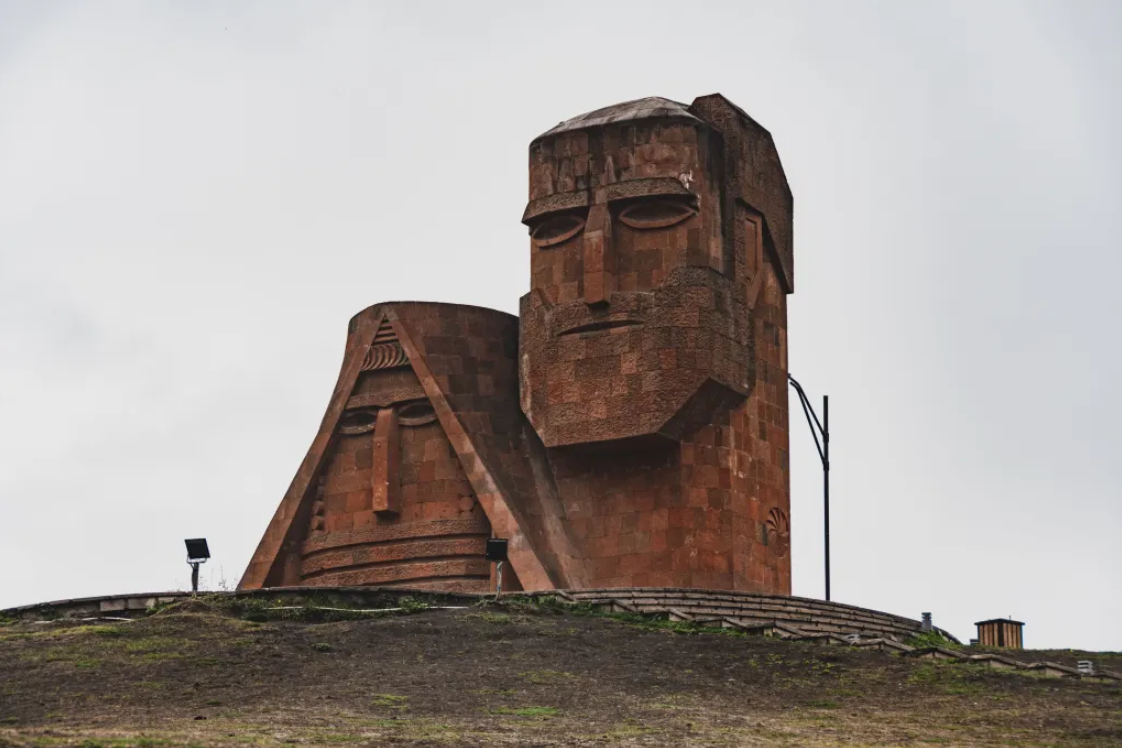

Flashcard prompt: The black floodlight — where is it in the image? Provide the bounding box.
[185,538,210,562]
[184,538,210,594]
[485,538,508,562]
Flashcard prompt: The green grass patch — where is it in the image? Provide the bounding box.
[906,630,960,649]
[595,722,659,738]
[907,662,988,696]
[197,592,434,623]
[469,612,513,624]
[518,597,748,638]
[371,693,409,709]
[0,632,34,642]
[131,651,184,662]
[53,625,120,638]
[4,624,125,641]
[397,596,431,614]
[122,635,190,650]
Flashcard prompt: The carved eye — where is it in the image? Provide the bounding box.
[397,401,437,426]
[618,199,696,229]
[339,409,378,435]
[531,213,585,247]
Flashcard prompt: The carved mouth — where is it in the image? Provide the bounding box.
[559,319,644,336]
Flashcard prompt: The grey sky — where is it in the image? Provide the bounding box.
[1,0,1118,649]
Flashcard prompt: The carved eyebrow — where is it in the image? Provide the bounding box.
[603,177,693,203]
[522,191,590,225]
[522,177,697,226]
[346,384,426,410]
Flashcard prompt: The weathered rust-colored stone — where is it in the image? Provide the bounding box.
[239,304,556,593]
[241,93,793,596]
[518,94,793,593]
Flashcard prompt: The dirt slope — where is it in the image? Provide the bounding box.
[0,597,1118,747]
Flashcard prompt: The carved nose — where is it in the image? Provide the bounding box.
[371,407,400,516]
[583,203,614,307]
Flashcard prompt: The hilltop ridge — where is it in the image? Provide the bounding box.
[0,594,1119,747]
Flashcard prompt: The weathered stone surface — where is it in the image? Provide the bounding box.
[241,93,794,596]
[238,304,539,593]
[518,94,793,592]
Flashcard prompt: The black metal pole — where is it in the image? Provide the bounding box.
[823,395,830,602]
[787,375,831,601]
[191,562,200,595]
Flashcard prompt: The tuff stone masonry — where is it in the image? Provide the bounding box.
[241,93,794,595]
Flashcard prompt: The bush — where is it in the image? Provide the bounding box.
[907,630,958,649]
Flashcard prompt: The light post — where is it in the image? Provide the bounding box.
[184,538,210,595]
[787,375,830,601]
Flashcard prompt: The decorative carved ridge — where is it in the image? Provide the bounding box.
[301,517,490,556]
[361,342,409,371]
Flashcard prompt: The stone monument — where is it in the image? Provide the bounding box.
[241,93,794,595]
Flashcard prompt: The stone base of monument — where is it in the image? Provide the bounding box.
[0,586,957,643]
[538,588,955,643]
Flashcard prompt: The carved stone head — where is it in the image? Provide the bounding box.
[309,319,469,539]
[519,95,792,448]
[241,302,578,593]
[240,306,495,591]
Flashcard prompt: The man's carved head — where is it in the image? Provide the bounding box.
[519,95,792,448]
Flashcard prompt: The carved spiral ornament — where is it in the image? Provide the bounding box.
[765,507,790,558]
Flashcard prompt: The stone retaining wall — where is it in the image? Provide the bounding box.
[529,588,955,643]
[0,586,479,621]
[1,586,951,642]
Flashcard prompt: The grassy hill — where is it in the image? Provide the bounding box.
[0,595,1119,747]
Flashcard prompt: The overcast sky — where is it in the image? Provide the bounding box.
[1,0,1118,650]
